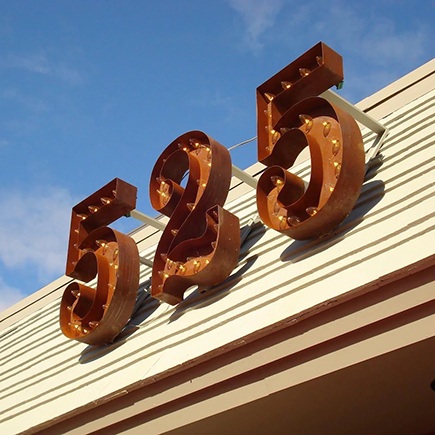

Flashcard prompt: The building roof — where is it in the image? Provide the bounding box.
[0,59,434,434]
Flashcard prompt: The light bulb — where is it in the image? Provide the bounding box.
[322,121,331,137]
[270,175,284,186]
[299,114,313,133]
[264,92,275,101]
[287,216,301,226]
[306,206,318,216]
[88,205,99,213]
[332,139,341,156]
[299,68,310,77]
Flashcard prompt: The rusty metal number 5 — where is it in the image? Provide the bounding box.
[60,179,139,345]
[256,42,365,239]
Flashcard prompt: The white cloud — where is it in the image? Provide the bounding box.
[360,21,427,66]
[6,53,51,74]
[190,89,233,109]
[0,276,27,314]
[1,53,84,85]
[271,0,433,101]
[228,0,284,53]
[2,88,49,113]
[0,185,76,283]
[317,2,428,67]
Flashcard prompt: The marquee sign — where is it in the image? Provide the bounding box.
[60,42,365,345]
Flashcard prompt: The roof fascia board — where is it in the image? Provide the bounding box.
[37,261,434,434]
[357,59,435,118]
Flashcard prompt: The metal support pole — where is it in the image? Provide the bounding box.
[127,209,166,231]
[139,256,153,267]
[232,165,258,189]
[321,89,389,165]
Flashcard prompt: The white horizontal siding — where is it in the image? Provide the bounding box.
[0,87,434,434]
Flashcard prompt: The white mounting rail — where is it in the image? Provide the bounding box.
[321,89,389,166]
[232,164,258,188]
[128,209,166,231]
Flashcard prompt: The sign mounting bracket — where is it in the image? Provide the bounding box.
[126,209,166,231]
[321,89,389,167]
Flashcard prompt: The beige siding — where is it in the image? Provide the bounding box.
[0,64,434,434]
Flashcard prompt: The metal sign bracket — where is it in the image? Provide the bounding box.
[321,89,389,166]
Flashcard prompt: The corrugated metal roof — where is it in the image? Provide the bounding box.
[0,65,434,434]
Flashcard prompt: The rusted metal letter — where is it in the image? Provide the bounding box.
[256,42,365,239]
[60,178,139,345]
[150,131,240,305]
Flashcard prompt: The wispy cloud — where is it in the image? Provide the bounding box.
[0,185,76,283]
[0,276,28,314]
[190,89,233,109]
[331,2,432,100]
[1,53,84,85]
[2,88,49,113]
[228,0,284,54]
[360,20,427,66]
[319,2,429,66]
[267,0,433,101]
[0,16,12,37]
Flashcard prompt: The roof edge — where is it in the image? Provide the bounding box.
[357,58,435,118]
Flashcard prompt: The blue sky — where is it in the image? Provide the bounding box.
[0,0,433,312]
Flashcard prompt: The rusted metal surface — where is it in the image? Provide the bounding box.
[149,130,240,305]
[60,178,139,345]
[256,42,365,239]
